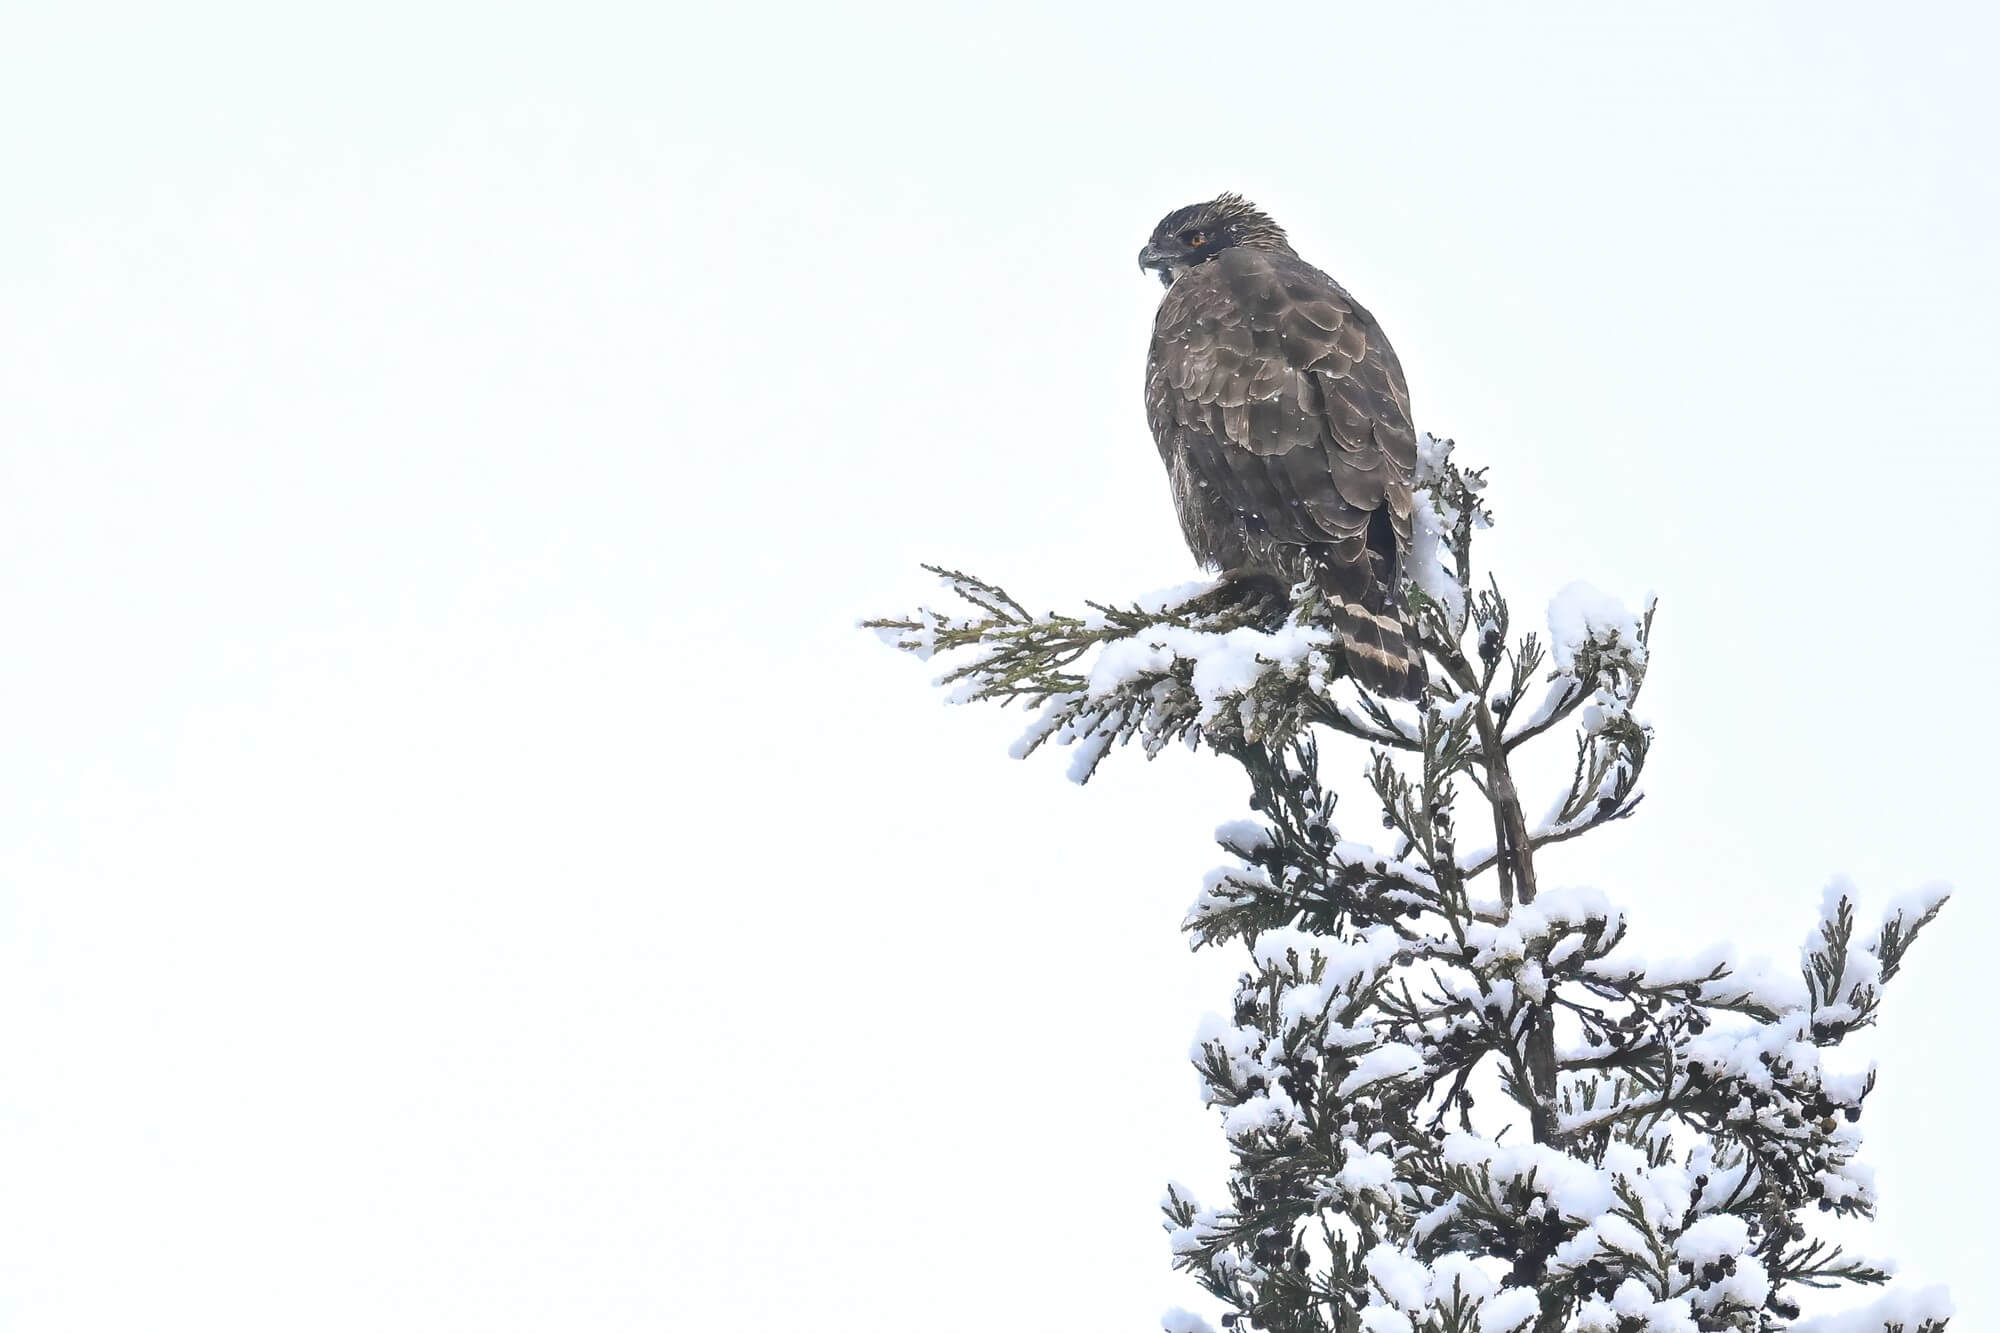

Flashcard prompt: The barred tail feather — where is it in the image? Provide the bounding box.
[1322,590,1427,701]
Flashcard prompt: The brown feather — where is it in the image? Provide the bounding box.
[1143,199,1426,700]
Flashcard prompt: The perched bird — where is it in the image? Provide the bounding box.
[1139,193,1427,700]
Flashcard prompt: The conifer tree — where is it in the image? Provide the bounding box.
[869,440,1949,1333]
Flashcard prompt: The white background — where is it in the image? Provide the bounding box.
[3,4,1994,1329]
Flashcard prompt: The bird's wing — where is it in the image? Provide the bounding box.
[1146,247,1418,571]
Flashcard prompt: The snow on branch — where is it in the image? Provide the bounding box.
[1792,1284,1951,1333]
[869,438,1949,1331]
[866,566,1413,782]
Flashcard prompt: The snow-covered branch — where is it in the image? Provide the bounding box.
[870,439,1948,1331]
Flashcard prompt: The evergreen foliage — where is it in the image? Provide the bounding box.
[868,441,1948,1333]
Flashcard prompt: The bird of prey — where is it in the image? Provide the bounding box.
[1139,193,1427,700]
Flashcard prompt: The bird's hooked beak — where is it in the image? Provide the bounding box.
[1137,242,1177,288]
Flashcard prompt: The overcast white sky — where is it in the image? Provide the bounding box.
[3,3,1995,1330]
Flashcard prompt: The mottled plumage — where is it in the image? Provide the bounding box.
[1139,194,1426,699]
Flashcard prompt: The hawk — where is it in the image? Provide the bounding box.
[1139,193,1428,700]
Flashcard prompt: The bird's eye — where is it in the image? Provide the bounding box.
[1182,230,1208,247]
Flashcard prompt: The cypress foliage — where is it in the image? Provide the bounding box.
[869,440,1948,1333]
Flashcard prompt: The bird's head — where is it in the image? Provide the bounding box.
[1138,193,1294,288]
